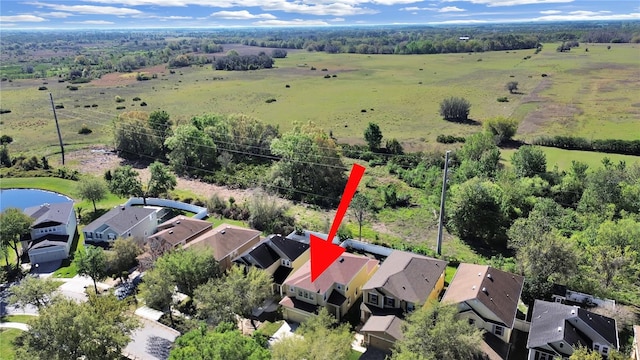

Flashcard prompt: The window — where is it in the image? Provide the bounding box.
[368,293,379,305]
[594,344,600,352]
[407,303,415,312]
[494,325,504,337]
[290,287,295,293]
[298,290,303,297]
[537,352,553,360]
[468,318,475,326]
[385,297,395,307]
[602,347,608,354]
[336,284,342,290]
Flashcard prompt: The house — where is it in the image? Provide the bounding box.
[359,250,447,351]
[527,300,619,360]
[234,234,310,293]
[279,252,379,323]
[360,315,404,351]
[441,263,524,343]
[22,202,76,264]
[146,215,212,253]
[184,223,261,271]
[83,205,159,243]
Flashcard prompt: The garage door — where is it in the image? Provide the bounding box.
[367,334,394,351]
[29,247,67,264]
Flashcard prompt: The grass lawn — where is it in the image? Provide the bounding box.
[52,231,84,278]
[349,350,363,360]
[501,147,639,172]
[445,265,458,285]
[1,314,37,323]
[257,320,284,337]
[0,328,24,360]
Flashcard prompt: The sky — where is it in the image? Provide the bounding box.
[0,0,639,29]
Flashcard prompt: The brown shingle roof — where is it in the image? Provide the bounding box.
[151,215,212,247]
[441,263,524,328]
[361,315,404,341]
[363,250,447,304]
[184,223,260,261]
[284,252,379,294]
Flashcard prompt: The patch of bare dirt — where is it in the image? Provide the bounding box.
[521,78,552,103]
[65,147,254,202]
[518,103,582,136]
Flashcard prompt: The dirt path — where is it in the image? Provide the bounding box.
[65,147,254,202]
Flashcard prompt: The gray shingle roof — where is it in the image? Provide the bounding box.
[269,234,309,261]
[83,206,155,234]
[24,202,74,227]
[361,315,404,341]
[363,250,447,304]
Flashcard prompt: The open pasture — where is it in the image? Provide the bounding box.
[0,42,638,157]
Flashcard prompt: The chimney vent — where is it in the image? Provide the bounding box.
[481,287,487,293]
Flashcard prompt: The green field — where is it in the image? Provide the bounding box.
[501,146,640,171]
[2,43,638,157]
[0,328,24,360]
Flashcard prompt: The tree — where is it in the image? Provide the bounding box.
[0,145,11,167]
[108,165,142,199]
[194,265,272,326]
[165,124,217,176]
[169,324,270,360]
[113,111,163,160]
[350,192,370,240]
[511,145,547,178]
[455,132,501,180]
[517,232,578,284]
[0,207,33,268]
[74,245,108,293]
[154,249,220,297]
[569,347,603,360]
[506,81,519,94]
[16,294,139,360]
[364,122,383,151]
[9,276,60,309]
[106,237,140,280]
[270,123,347,207]
[439,96,471,122]
[146,161,177,198]
[248,192,294,235]
[271,308,353,360]
[447,177,509,247]
[386,138,404,155]
[391,302,483,360]
[139,264,176,323]
[77,177,108,213]
[148,110,173,154]
[483,117,518,145]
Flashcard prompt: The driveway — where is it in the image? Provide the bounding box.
[124,317,180,360]
[57,275,110,302]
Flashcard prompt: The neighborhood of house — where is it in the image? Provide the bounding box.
[17,199,626,359]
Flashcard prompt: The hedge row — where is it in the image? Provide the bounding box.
[532,136,640,156]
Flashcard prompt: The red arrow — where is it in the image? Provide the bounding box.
[310,163,366,282]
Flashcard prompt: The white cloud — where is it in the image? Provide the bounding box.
[400,6,437,11]
[539,9,561,14]
[0,15,47,22]
[329,17,346,21]
[440,0,574,7]
[26,1,142,16]
[439,6,465,12]
[39,11,74,18]
[253,18,330,26]
[533,12,640,21]
[210,10,276,19]
[66,20,115,24]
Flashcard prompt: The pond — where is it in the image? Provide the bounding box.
[0,188,73,212]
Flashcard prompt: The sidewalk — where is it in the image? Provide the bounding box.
[0,322,29,331]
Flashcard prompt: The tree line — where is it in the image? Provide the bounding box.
[532,135,640,156]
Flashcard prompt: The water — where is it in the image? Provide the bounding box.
[0,188,73,212]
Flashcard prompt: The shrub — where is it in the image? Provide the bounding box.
[436,134,466,144]
[497,97,509,102]
[265,98,277,103]
[0,135,13,144]
[67,85,79,91]
[116,106,126,110]
[483,117,518,145]
[132,97,141,101]
[140,102,147,106]
[285,84,290,88]
[78,124,92,135]
[310,66,316,70]
[332,74,337,78]
[38,86,47,90]
[91,104,98,107]
[0,109,11,114]
[55,104,64,109]
[115,96,125,103]
[324,74,331,78]
[321,68,328,71]
[439,97,471,122]
[506,81,519,94]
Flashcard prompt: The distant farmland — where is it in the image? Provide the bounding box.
[1,42,638,165]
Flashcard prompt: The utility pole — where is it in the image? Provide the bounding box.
[49,93,64,165]
[436,150,451,256]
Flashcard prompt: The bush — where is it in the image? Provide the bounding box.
[532,135,640,156]
[38,86,47,90]
[436,134,466,144]
[0,109,11,114]
[140,102,147,106]
[115,96,125,103]
[265,98,277,103]
[116,106,126,110]
[0,135,13,144]
[132,97,141,101]
[324,74,331,78]
[506,81,519,94]
[497,97,509,102]
[67,85,79,91]
[55,104,64,109]
[483,117,518,145]
[78,124,92,135]
[248,192,295,235]
[439,97,471,122]
[205,193,227,215]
